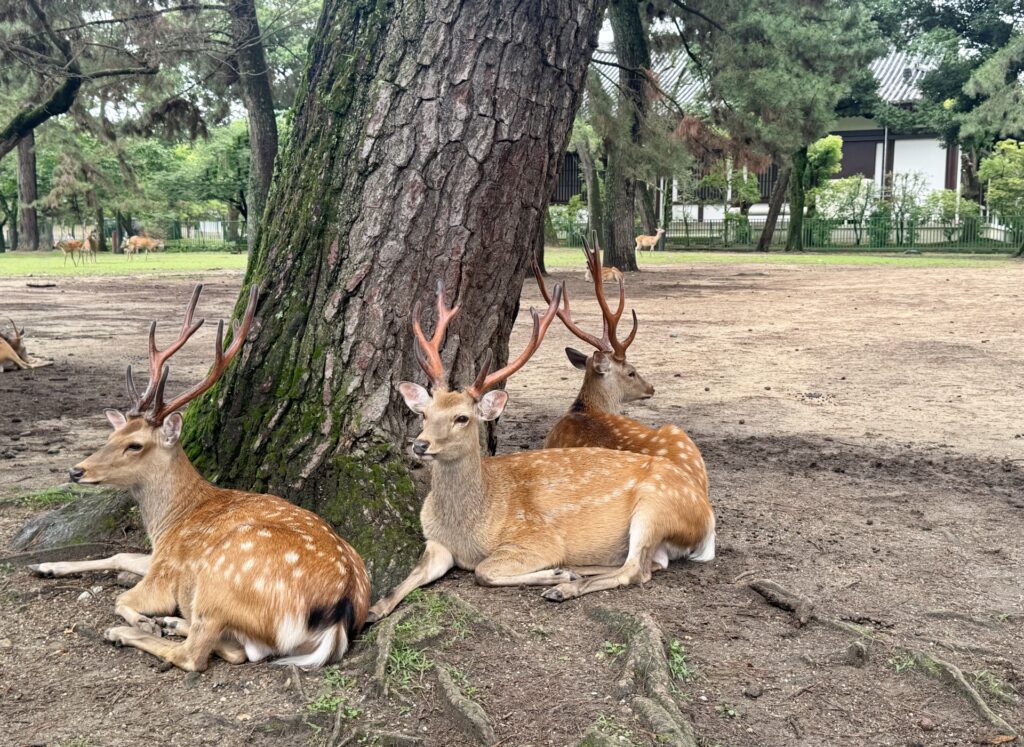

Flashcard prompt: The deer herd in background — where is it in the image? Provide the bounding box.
[29,238,714,672]
[53,226,164,266]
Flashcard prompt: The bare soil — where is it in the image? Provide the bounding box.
[1,261,1022,747]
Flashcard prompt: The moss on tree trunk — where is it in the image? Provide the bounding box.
[182,0,605,592]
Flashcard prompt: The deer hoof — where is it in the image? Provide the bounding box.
[105,626,138,647]
[28,563,54,578]
[134,616,163,637]
[155,616,188,636]
[541,586,567,603]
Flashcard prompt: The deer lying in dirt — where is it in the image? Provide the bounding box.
[367,280,715,622]
[0,318,50,371]
[30,284,370,671]
[634,227,665,253]
[535,240,708,494]
[125,235,163,260]
[54,237,86,266]
[583,264,624,284]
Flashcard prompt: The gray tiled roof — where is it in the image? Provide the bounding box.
[591,49,932,107]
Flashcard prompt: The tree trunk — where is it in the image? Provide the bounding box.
[534,214,547,275]
[577,141,604,240]
[0,220,6,252]
[638,182,657,235]
[17,132,39,251]
[757,166,791,252]
[225,205,241,245]
[183,0,605,591]
[95,206,106,253]
[786,148,808,252]
[228,0,279,257]
[9,200,18,250]
[601,0,650,272]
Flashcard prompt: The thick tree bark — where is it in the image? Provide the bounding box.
[225,205,241,245]
[17,132,39,251]
[95,206,106,253]
[183,0,605,590]
[786,148,808,252]
[227,0,279,256]
[577,141,604,240]
[757,166,791,252]
[602,0,650,271]
[534,216,547,275]
[638,182,657,235]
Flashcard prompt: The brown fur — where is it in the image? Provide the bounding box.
[125,235,163,260]
[54,238,85,266]
[634,228,666,253]
[584,266,624,283]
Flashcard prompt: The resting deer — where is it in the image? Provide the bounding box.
[125,235,163,260]
[583,264,624,284]
[1,318,44,371]
[30,284,370,671]
[367,280,715,622]
[634,227,666,253]
[535,241,708,496]
[55,237,85,267]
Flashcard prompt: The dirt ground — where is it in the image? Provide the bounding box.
[1,260,1022,747]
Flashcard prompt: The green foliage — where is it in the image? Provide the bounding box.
[724,212,752,244]
[887,172,929,245]
[667,639,697,681]
[549,195,586,238]
[806,136,844,193]
[962,34,1024,140]
[598,640,626,661]
[924,189,982,241]
[979,140,1024,219]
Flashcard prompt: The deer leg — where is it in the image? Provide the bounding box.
[152,616,247,664]
[473,548,579,587]
[366,540,454,623]
[113,576,178,635]
[106,616,225,672]
[30,552,152,578]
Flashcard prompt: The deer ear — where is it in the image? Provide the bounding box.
[162,413,183,445]
[592,350,611,375]
[105,409,128,431]
[476,390,508,421]
[398,382,431,414]
[565,347,589,370]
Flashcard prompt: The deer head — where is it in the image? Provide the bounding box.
[398,279,562,461]
[71,284,258,487]
[534,238,653,411]
[3,318,27,358]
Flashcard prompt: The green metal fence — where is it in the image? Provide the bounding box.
[553,217,1024,254]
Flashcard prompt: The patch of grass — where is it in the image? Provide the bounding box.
[305,693,343,715]
[972,669,1017,703]
[715,702,740,719]
[543,247,1015,269]
[322,666,354,690]
[597,640,627,661]
[444,665,480,699]
[890,652,917,674]
[0,562,13,575]
[0,249,247,277]
[386,644,433,690]
[528,624,550,638]
[667,639,697,681]
[9,485,79,510]
[394,589,472,646]
[583,713,637,745]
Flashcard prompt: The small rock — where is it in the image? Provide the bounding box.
[764,386,771,390]
[0,638,12,650]
[917,717,936,731]
[77,591,92,602]
[673,373,682,378]
[184,671,202,688]
[738,419,745,425]
[704,387,710,392]
[866,519,874,525]
[47,448,60,455]
[90,585,103,594]
[742,683,763,699]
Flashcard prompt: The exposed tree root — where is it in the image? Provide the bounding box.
[586,607,698,747]
[436,666,496,746]
[370,606,413,697]
[748,578,1018,736]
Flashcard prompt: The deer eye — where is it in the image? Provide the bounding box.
[628,371,636,378]
[454,415,470,424]
[125,443,144,453]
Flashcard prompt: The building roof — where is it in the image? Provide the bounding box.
[590,49,934,108]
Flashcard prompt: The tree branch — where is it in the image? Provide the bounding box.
[84,66,160,80]
[51,4,228,34]
[667,0,725,32]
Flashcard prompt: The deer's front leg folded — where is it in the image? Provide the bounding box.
[366,540,454,624]
[473,548,581,587]
[112,577,177,636]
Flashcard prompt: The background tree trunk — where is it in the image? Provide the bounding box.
[225,205,241,245]
[534,217,547,275]
[601,0,650,271]
[757,166,791,252]
[95,206,106,253]
[227,0,279,257]
[17,132,39,251]
[786,148,808,252]
[9,199,18,250]
[183,0,605,591]
[638,183,657,235]
[577,142,604,240]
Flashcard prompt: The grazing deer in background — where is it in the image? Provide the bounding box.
[367,280,715,622]
[634,227,666,254]
[54,237,85,266]
[30,284,370,671]
[0,318,49,371]
[125,235,163,260]
[84,225,99,263]
[534,241,708,496]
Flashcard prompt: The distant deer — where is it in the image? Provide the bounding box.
[1,318,50,371]
[634,227,666,254]
[125,235,163,260]
[84,225,99,263]
[583,264,624,284]
[367,280,715,622]
[534,240,708,495]
[30,284,370,671]
[54,237,85,267]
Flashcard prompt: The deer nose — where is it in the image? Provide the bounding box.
[412,440,430,456]
[69,467,85,483]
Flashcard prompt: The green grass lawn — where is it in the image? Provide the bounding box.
[0,250,248,277]
[544,247,1017,269]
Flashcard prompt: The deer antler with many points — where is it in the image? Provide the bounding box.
[412,279,461,391]
[126,283,258,424]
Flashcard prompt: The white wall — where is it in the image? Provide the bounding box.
[891,139,948,192]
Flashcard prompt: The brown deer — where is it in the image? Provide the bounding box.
[583,264,624,284]
[30,284,370,671]
[634,227,666,253]
[54,237,85,266]
[534,241,708,497]
[84,225,99,263]
[367,280,715,623]
[1,318,50,371]
[125,235,163,260]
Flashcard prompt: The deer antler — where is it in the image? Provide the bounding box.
[6,318,22,339]
[534,235,638,361]
[412,279,461,390]
[126,284,259,424]
[465,282,562,399]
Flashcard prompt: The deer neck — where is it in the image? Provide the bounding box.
[129,447,210,544]
[573,374,621,416]
[429,446,489,526]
